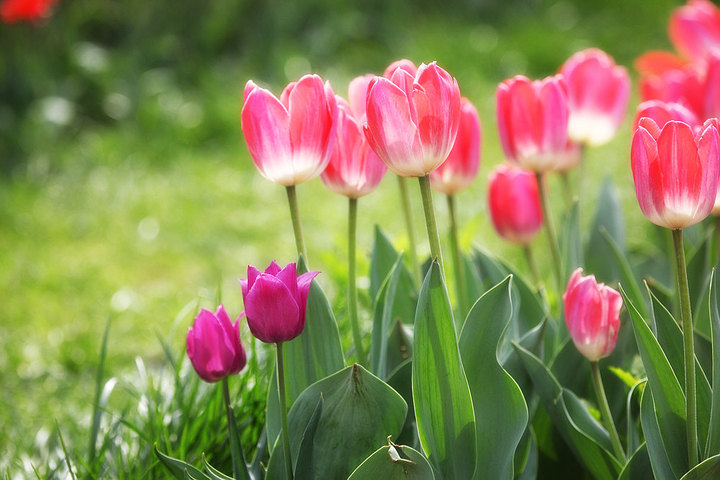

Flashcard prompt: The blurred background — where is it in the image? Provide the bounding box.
[0,0,685,476]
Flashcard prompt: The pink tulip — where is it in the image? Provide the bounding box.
[563,268,622,362]
[186,305,247,383]
[560,49,630,146]
[348,74,375,120]
[633,100,700,132]
[429,98,481,195]
[364,61,462,177]
[487,164,543,245]
[240,261,319,343]
[669,0,720,62]
[496,75,569,172]
[321,96,387,198]
[631,117,720,229]
[383,59,418,79]
[639,63,705,120]
[241,75,338,186]
[1,0,57,23]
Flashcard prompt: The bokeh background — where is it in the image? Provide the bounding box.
[0,0,686,476]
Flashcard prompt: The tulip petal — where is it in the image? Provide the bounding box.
[265,261,281,276]
[245,274,301,343]
[539,78,569,155]
[348,74,374,120]
[297,270,320,322]
[277,262,299,299]
[657,121,700,225]
[631,125,663,225]
[240,265,262,299]
[697,123,720,217]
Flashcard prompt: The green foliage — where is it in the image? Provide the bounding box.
[347,441,436,480]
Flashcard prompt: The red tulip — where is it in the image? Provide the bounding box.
[560,49,630,146]
[487,164,543,245]
[239,261,319,343]
[639,63,705,120]
[186,305,247,383]
[563,268,622,362]
[429,98,481,195]
[241,75,337,186]
[347,74,375,120]
[633,100,700,132]
[364,61,461,177]
[496,75,569,172]
[670,0,720,62]
[321,96,387,198]
[0,0,57,23]
[631,117,720,229]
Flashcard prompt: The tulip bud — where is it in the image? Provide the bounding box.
[239,261,319,343]
[487,164,543,245]
[430,98,481,195]
[631,118,720,229]
[241,75,338,186]
[563,268,622,362]
[186,305,247,383]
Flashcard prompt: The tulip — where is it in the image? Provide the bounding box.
[364,61,461,177]
[633,100,700,132]
[631,117,719,229]
[0,0,57,23]
[241,75,337,186]
[639,63,705,120]
[669,0,720,63]
[240,261,319,344]
[429,98,481,195]
[560,49,630,146]
[348,74,375,120]
[186,305,247,383]
[383,59,418,79]
[487,164,543,245]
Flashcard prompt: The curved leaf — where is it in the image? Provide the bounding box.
[347,442,436,480]
[707,270,720,457]
[617,443,653,480]
[640,388,676,480]
[154,444,207,480]
[679,453,720,480]
[586,177,625,284]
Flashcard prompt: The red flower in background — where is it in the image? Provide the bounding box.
[1,0,58,23]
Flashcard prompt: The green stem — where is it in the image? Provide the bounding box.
[560,172,573,211]
[590,362,626,462]
[276,343,294,480]
[714,216,720,267]
[222,378,244,480]
[447,194,468,318]
[535,172,563,291]
[398,176,421,284]
[348,198,367,365]
[418,174,444,274]
[523,245,540,288]
[285,185,308,263]
[672,228,698,467]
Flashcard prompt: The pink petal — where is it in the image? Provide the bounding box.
[539,77,569,154]
[277,262,299,299]
[245,274,301,343]
[383,59,418,79]
[265,260,281,276]
[631,126,663,225]
[656,121,700,220]
[348,74,375,120]
[297,270,320,323]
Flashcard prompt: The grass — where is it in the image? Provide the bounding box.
[0,1,682,476]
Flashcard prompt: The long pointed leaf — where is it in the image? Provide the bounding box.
[707,270,720,457]
[347,443,436,480]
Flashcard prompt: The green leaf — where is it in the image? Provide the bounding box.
[154,444,207,480]
[370,226,417,301]
[347,442,436,480]
[617,443,653,480]
[679,453,720,480]
[621,286,688,476]
[459,276,527,480]
[640,388,676,480]
[184,467,211,480]
[266,276,345,450]
[202,455,233,480]
[706,270,720,457]
[686,230,713,317]
[561,200,583,281]
[512,343,621,480]
[514,427,538,480]
[413,262,476,479]
[603,229,650,319]
[293,397,324,480]
[585,177,625,284]
[387,360,417,448]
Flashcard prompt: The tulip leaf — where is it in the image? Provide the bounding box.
[512,343,621,480]
[679,453,720,480]
[603,230,649,319]
[514,426,538,480]
[640,387,676,480]
[459,275,527,480]
[370,226,418,303]
[561,200,583,281]
[154,444,208,480]
[223,397,252,480]
[617,443,652,480]
[387,360,418,448]
[620,286,688,476]
[686,230,713,318]
[202,455,234,480]
[585,177,625,284]
[413,261,476,479]
[184,468,211,480]
[706,270,720,457]
[347,442,436,480]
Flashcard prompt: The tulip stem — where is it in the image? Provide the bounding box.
[590,361,626,462]
[560,172,573,211]
[276,343,294,480]
[221,378,246,480]
[398,176,421,284]
[286,185,308,264]
[535,172,563,291]
[672,228,698,468]
[523,245,540,288]
[348,198,367,365]
[418,174,444,274]
[447,194,468,318]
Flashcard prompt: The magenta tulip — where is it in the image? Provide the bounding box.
[496,75,569,172]
[633,100,700,132]
[487,164,543,245]
[631,117,720,229]
[364,61,462,177]
[563,268,622,362]
[241,75,338,186]
[186,305,247,383]
[560,49,630,146]
[670,0,720,63]
[321,96,387,198]
[240,261,319,343]
[429,97,481,195]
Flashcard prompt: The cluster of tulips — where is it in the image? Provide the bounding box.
[158,1,720,479]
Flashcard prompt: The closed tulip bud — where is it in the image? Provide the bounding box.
[430,98,481,195]
[321,96,387,198]
[563,268,622,362]
[487,164,543,245]
[496,75,569,172]
[560,49,630,146]
[186,305,247,383]
[633,100,700,132]
[1,0,57,23]
[240,261,319,343]
[670,0,720,63]
[364,61,462,177]
[631,117,720,229]
[241,75,338,186]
